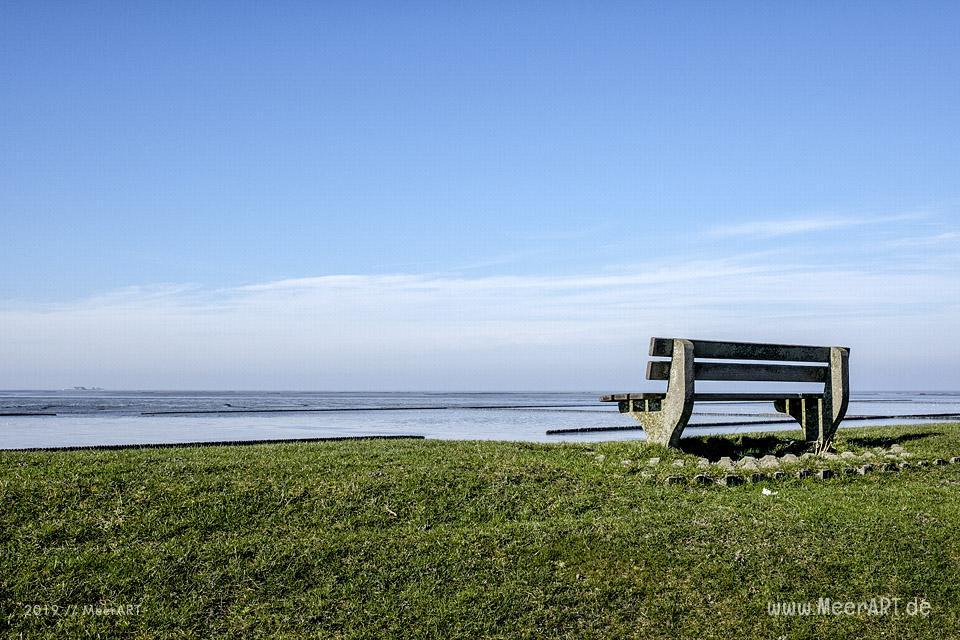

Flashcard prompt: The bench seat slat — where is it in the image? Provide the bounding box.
[600,392,822,402]
[693,392,821,402]
[647,361,828,383]
[600,392,666,401]
[650,337,834,362]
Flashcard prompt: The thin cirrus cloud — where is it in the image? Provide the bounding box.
[882,231,960,248]
[0,242,957,390]
[707,213,924,238]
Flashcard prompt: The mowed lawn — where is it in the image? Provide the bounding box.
[3,424,960,639]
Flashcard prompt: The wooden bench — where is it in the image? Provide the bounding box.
[601,338,850,451]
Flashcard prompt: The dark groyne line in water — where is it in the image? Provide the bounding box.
[141,406,448,415]
[839,413,960,420]
[0,412,57,416]
[140,404,598,415]
[546,413,960,435]
[0,434,426,453]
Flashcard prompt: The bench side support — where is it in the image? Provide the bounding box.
[774,396,823,442]
[821,346,850,446]
[773,346,850,451]
[626,338,695,448]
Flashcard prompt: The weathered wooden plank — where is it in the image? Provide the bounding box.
[599,392,667,402]
[649,337,834,362]
[646,361,828,383]
[693,392,820,402]
[600,392,824,402]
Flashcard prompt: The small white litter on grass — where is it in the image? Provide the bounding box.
[761,487,778,496]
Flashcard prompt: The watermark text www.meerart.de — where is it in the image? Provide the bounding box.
[767,597,931,617]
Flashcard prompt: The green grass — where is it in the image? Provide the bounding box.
[3,423,960,639]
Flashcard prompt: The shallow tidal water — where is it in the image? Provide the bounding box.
[2,390,959,449]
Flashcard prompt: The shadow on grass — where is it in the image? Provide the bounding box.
[679,434,809,461]
[843,432,943,449]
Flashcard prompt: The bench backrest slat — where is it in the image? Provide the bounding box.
[646,361,828,383]
[649,337,833,363]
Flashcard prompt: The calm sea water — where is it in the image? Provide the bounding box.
[2,390,959,449]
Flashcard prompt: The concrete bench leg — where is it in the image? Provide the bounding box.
[821,346,850,448]
[622,339,695,448]
[773,347,849,452]
[774,397,823,442]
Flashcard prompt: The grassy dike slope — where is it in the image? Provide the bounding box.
[3,424,960,639]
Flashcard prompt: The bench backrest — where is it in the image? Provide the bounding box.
[645,337,843,384]
[648,337,851,442]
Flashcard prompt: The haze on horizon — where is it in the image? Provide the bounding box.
[2,2,958,391]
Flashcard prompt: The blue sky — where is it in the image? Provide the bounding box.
[1,1,958,389]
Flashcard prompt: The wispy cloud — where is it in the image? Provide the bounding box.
[882,231,960,248]
[708,213,923,238]
[1,248,957,389]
